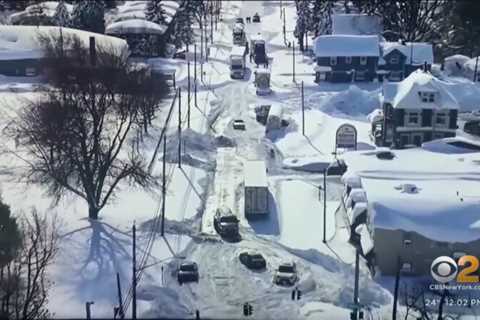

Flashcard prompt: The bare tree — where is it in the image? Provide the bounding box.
[352,0,453,43]
[0,210,58,320]
[6,33,168,220]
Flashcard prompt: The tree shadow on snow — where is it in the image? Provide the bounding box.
[248,191,280,236]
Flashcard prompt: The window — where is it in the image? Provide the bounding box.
[435,112,447,126]
[360,56,367,65]
[406,111,420,126]
[330,57,337,66]
[418,91,436,103]
[355,70,366,81]
[403,239,412,246]
[345,56,352,64]
[390,56,399,64]
[401,262,413,273]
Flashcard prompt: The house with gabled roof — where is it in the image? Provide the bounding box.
[375,69,459,148]
[313,35,380,82]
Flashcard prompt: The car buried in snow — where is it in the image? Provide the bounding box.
[214,207,240,240]
[239,252,266,270]
[177,261,199,285]
[273,262,298,286]
[233,119,246,130]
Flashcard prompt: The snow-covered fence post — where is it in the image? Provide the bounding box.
[132,223,137,320]
[353,249,360,317]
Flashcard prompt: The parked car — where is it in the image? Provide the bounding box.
[233,119,246,130]
[273,262,298,286]
[239,252,266,270]
[252,13,260,23]
[173,50,186,60]
[235,17,244,24]
[177,261,199,284]
[214,207,240,239]
[375,148,395,160]
[326,159,347,176]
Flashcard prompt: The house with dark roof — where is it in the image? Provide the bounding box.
[313,35,380,82]
[379,42,434,81]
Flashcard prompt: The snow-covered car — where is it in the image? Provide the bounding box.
[235,17,244,24]
[177,261,199,284]
[252,13,260,23]
[214,207,239,239]
[239,252,266,270]
[173,50,186,60]
[233,119,246,130]
[273,262,298,286]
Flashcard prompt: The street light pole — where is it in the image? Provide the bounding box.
[323,168,327,243]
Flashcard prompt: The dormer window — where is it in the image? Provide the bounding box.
[418,91,436,103]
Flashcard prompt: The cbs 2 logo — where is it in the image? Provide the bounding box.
[431,256,480,283]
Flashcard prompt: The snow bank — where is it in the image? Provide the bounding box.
[444,54,470,76]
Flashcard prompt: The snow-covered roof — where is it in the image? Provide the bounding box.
[382,70,459,110]
[381,41,433,65]
[0,25,129,61]
[332,14,382,36]
[106,19,166,35]
[314,35,379,57]
[10,1,73,24]
[244,160,268,187]
[341,140,480,243]
[268,104,283,118]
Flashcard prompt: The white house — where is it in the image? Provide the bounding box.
[375,69,459,148]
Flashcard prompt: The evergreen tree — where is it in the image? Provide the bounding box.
[0,1,9,12]
[173,6,194,48]
[311,0,334,36]
[71,0,105,33]
[53,0,70,27]
[294,0,312,51]
[145,0,167,25]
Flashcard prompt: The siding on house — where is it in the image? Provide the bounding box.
[316,56,378,82]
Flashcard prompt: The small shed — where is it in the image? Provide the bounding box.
[244,160,269,218]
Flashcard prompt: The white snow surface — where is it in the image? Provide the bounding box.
[314,35,380,57]
[0,25,128,60]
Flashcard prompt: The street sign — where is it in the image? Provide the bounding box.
[335,124,357,151]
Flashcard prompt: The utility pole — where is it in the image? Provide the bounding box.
[210,2,213,45]
[474,56,479,82]
[178,88,182,169]
[392,256,401,320]
[200,13,204,82]
[280,0,282,19]
[85,302,94,320]
[283,8,286,45]
[194,44,198,107]
[301,81,305,135]
[323,168,327,243]
[116,273,124,319]
[292,41,296,83]
[353,249,360,319]
[161,134,167,237]
[132,223,137,320]
[187,44,191,129]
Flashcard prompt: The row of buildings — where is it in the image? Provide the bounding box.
[313,14,434,83]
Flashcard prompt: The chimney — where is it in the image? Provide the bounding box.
[89,36,96,66]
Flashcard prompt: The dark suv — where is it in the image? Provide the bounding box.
[214,207,239,239]
[239,252,266,270]
[177,262,199,285]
